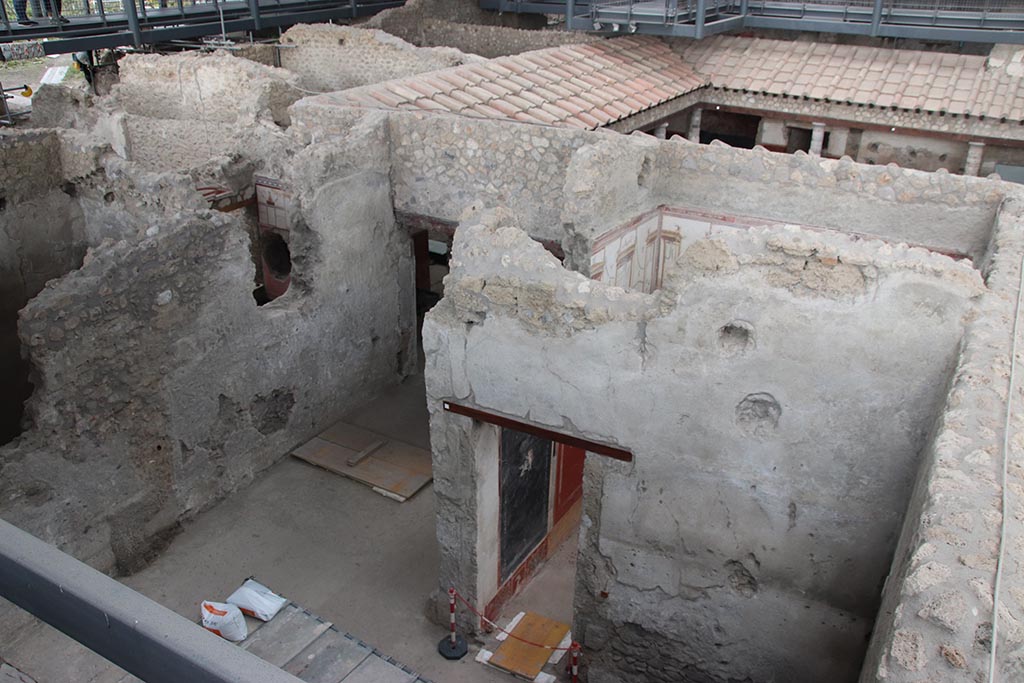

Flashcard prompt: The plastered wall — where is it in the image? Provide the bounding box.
[424,207,982,682]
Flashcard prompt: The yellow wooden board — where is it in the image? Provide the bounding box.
[488,612,570,680]
[292,423,433,502]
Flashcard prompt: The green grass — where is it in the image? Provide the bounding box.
[0,56,46,68]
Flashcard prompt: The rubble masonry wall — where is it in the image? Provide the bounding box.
[278,24,479,94]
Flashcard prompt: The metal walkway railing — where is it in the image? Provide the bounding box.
[481,0,1024,42]
[1,0,402,53]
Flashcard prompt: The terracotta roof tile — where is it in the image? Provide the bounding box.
[679,35,1024,120]
[330,37,708,130]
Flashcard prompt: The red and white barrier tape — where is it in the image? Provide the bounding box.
[450,588,580,653]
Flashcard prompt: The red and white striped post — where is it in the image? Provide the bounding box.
[437,587,468,660]
[571,642,580,683]
[447,588,457,646]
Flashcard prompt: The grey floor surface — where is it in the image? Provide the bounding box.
[1,374,578,682]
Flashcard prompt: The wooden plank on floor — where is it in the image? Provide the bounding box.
[371,442,433,477]
[241,604,332,667]
[293,437,360,465]
[318,422,384,452]
[488,612,570,680]
[283,630,372,683]
[340,655,418,683]
[293,435,431,502]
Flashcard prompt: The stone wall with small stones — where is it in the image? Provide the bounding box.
[0,117,416,605]
[365,0,546,39]
[399,19,601,58]
[860,196,1024,683]
[278,24,479,93]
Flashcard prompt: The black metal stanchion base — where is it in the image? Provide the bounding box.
[437,633,468,660]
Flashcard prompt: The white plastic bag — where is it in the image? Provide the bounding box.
[226,578,288,622]
[201,600,247,641]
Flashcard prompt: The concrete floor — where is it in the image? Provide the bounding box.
[1,374,580,682]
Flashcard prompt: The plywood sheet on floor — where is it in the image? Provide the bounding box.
[292,421,432,502]
[488,612,570,680]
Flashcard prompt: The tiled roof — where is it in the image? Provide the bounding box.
[680,36,1024,121]
[332,36,707,129]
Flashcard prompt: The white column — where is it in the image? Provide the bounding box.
[687,108,702,143]
[653,122,668,140]
[965,141,985,176]
[809,122,826,156]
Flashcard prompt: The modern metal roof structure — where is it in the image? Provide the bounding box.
[0,0,400,54]
[4,0,1024,64]
[481,0,1024,44]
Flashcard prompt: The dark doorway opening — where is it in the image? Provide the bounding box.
[0,310,32,446]
[257,230,291,304]
[500,429,553,583]
[787,126,830,155]
[699,110,761,149]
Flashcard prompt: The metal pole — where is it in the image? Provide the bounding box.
[124,0,142,45]
[0,519,303,683]
[871,0,883,36]
[247,0,260,30]
[695,0,706,38]
[566,0,575,31]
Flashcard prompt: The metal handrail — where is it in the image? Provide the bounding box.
[0,518,304,683]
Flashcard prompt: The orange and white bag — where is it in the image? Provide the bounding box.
[226,578,288,622]
[200,600,247,641]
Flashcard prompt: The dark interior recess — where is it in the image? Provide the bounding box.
[499,428,553,584]
[262,232,292,278]
[699,110,761,149]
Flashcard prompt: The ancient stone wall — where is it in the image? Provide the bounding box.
[373,104,1002,262]
[365,0,545,41]
[109,51,300,170]
[860,197,1024,682]
[424,206,982,682]
[278,24,478,93]
[0,131,87,446]
[0,113,416,603]
[397,19,600,58]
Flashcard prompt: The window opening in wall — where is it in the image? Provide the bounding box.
[699,111,761,149]
[259,230,291,304]
[263,231,292,278]
[254,176,292,305]
[412,228,451,331]
[787,126,813,154]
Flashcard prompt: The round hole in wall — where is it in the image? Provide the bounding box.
[718,320,754,356]
[735,393,781,440]
[262,231,292,279]
[103,191,115,203]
